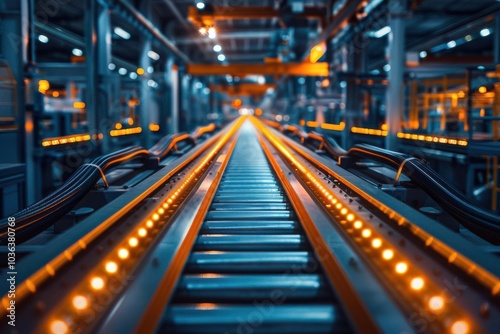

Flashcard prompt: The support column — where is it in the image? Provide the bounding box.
[179,72,191,132]
[139,39,153,147]
[385,0,407,150]
[97,3,111,153]
[170,64,179,134]
[495,12,500,66]
[0,0,28,163]
[85,0,100,152]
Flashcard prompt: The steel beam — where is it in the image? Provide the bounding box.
[85,0,99,152]
[209,83,276,97]
[109,0,191,64]
[187,63,329,76]
[188,6,323,24]
[174,30,277,44]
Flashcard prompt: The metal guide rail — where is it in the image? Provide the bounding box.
[1,117,498,334]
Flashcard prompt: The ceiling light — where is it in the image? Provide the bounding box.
[217,54,225,61]
[257,76,265,84]
[199,27,207,35]
[118,67,127,75]
[477,65,485,70]
[383,64,391,72]
[371,26,391,38]
[147,66,154,73]
[38,35,49,43]
[447,40,456,48]
[480,28,491,37]
[208,27,216,39]
[419,51,427,58]
[213,44,222,52]
[147,50,160,61]
[196,2,205,9]
[129,72,138,79]
[195,82,203,89]
[114,27,130,40]
[72,48,83,56]
[108,63,116,70]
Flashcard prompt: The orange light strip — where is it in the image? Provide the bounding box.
[41,134,92,147]
[321,122,345,131]
[351,127,388,136]
[306,121,319,127]
[110,127,142,137]
[397,132,468,147]
[149,124,160,132]
[253,116,474,334]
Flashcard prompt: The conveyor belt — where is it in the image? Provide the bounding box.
[160,126,352,333]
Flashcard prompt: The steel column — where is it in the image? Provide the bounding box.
[85,0,99,153]
[495,12,500,65]
[140,39,153,148]
[97,4,111,153]
[385,1,406,150]
[170,64,180,134]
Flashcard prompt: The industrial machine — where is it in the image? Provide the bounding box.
[0,116,498,334]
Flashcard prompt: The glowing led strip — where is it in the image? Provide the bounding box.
[397,132,468,146]
[253,117,473,334]
[41,134,92,147]
[110,127,142,137]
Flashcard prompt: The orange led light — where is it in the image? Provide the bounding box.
[90,277,104,290]
[128,237,139,247]
[152,213,160,221]
[72,295,88,310]
[146,220,154,228]
[50,320,68,334]
[105,261,118,273]
[451,320,469,334]
[372,238,382,248]
[411,277,424,290]
[118,248,129,259]
[382,249,394,260]
[395,262,408,274]
[428,296,444,311]
[138,228,147,237]
[361,229,371,238]
[353,221,362,229]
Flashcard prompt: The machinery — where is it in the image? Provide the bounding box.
[0,116,499,334]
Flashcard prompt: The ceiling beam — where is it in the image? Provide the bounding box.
[174,30,277,44]
[209,83,276,97]
[187,62,329,76]
[188,6,324,24]
[109,0,192,64]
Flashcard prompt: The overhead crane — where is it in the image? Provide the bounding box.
[1,116,499,334]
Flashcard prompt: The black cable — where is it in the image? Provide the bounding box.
[0,125,213,244]
[348,144,500,244]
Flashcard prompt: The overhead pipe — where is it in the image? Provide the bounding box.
[111,0,192,64]
[162,0,191,30]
